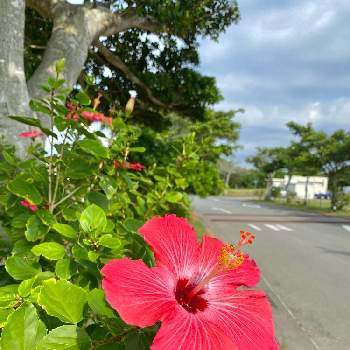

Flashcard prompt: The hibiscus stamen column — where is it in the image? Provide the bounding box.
[187,230,255,300]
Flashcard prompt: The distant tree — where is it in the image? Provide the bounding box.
[287,122,350,209]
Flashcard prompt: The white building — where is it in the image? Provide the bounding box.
[267,175,328,200]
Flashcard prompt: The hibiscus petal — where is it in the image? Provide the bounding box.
[203,290,279,350]
[151,306,236,350]
[139,215,200,279]
[101,258,176,327]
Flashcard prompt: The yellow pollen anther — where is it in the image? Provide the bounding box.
[218,244,245,270]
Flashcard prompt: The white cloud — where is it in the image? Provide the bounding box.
[199,0,350,165]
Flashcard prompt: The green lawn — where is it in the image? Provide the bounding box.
[223,188,265,198]
[258,198,350,217]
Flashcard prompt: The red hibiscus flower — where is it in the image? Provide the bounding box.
[114,160,145,171]
[66,102,79,122]
[127,162,145,171]
[20,199,38,212]
[102,215,279,350]
[18,131,43,139]
[81,111,112,126]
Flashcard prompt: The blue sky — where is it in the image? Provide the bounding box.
[199,0,350,165]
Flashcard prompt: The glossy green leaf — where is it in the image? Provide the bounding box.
[8,116,41,128]
[36,325,91,350]
[0,303,46,350]
[25,216,49,242]
[29,100,51,114]
[18,278,35,298]
[86,192,109,211]
[55,259,77,280]
[5,256,41,281]
[7,178,42,204]
[52,223,77,239]
[64,158,97,179]
[55,58,65,74]
[77,139,109,158]
[38,279,87,324]
[75,91,91,106]
[0,285,18,309]
[0,309,13,328]
[98,234,121,249]
[11,213,31,228]
[80,204,107,234]
[87,289,115,318]
[165,191,183,203]
[99,176,117,200]
[32,242,66,260]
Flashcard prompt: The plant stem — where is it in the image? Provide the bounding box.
[52,185,82,209]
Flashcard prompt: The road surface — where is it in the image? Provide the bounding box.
[192,196,350,350]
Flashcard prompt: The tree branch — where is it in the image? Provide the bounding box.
[25,0,70,19]
[94,42,168,109]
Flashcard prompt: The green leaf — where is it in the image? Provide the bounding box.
[64,159,97,179]
[87,289,115,318]
[25,216,49,242]
[165,191,183,203]
[7,178,42,204]
[55,58,66,74]
[99,176,117,200]
[129,147,146,153]
[77,139,109,159]
[36,325,91,350]
[0,285,18,309]
[80,204,107,234]
[75,91,91,106]
[124,219,143,233]
[0,309,13,328]
[5,256,41,281]
[55,259,77,280]
[18,278,35,298]
[8,116,41,128]
[29,100,51,114]
[37,210,56,226]
[32,242,66,260]
[11,213,31,229]
[86,192,109,211]
[124,331,155,350]
[98,234,121,249]
[0,303,46,350]
[52,224,77,239]
[38,279,87,324]
[71,245,88,261]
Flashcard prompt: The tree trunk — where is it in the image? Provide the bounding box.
[28,6,92,101]
[0,0,31,156]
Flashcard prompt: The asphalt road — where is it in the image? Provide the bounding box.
[192,196,350,350]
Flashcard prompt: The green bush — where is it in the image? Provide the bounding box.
[0,61,217,349]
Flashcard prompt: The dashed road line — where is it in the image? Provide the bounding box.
[342,225,350,232]
[211,207,232,214]
[242,203,261,209]
[264,224,280,231]
[248,224,262,231]
[276,224,293,231]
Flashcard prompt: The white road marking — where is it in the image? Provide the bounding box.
[248,224,262,231]
[242,203,261,209]
[342,225,350,232]
[276,224,293,232]
[264,224,280,231]
[211,207,232,214]
[262,275,321,350]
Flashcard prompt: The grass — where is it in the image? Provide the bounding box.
[258,198,350,217]
[223,188,265,198]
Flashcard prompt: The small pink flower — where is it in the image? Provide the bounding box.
[20,199,38,212]
[81,111,111,125]
[102,116,112,126]
[102,215,279,350]
[81,111,95,122]
[18,131,43,139]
